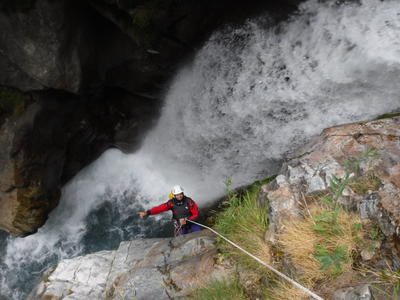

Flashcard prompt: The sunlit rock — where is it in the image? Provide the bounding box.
[28,231,232,300]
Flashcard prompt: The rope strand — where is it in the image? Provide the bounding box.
[187,219,325,300]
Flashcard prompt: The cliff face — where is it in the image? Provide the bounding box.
[0,0,301,236]
[0,0,81,92]
[0,88,158,235]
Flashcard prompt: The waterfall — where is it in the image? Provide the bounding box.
[1,0,400,298]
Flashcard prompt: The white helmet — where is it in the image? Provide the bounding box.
[172,185,184,195]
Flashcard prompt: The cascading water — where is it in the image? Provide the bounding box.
[1,0,400,298]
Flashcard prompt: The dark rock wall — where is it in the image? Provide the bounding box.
[1,0,302,94]
[0,86,159,235]
[0,0,82,92]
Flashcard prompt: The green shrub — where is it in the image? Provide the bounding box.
[314,245,348,275]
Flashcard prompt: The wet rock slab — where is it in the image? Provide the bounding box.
[28,231,230,300]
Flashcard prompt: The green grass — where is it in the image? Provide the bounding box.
[187,177,276,299]
[212,176,275,272]
[186,279,247,300]
[374,112,400,120]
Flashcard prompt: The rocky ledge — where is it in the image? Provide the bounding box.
[28,231,231,300]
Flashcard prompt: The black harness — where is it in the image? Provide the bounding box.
[169,196,192,220]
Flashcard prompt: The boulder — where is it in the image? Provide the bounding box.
[332,284,372,300]
[28,231,232,300]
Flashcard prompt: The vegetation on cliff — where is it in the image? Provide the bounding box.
[0,86,29,117]
[212,177,272,273]
[188,279,247,300]
[374,111,400,120]
[188,145,400,299]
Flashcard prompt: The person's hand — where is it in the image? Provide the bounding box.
[179,218,186,225]
[137,211,148,219]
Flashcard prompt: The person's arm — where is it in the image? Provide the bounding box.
[148,201,172,215]
[187,200,198,220]
[137,201,172,218]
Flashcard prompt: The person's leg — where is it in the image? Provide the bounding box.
[180,224,190,235]
[189,223,202,233]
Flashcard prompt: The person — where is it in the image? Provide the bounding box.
[137,185,202,235]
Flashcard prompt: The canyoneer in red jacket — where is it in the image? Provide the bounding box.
[137,185,202,235]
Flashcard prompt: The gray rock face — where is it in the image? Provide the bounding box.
[332,285,372,300]
[28,231,231,300]
[0,1,81,92]
[258,117,400,246]
[0,52,43,91]
[0,99,58,236]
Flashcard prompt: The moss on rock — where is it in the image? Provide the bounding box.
[374,112,400,120]
[0,86,30,116]
[128,0,163,46]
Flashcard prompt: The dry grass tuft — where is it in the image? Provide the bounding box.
[265,279,313,300]
[254,235,272,265]
[266,203,365,299]
[278,217,320,278]
[278,204,362,281]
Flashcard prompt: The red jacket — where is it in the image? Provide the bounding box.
[147,197,198,220]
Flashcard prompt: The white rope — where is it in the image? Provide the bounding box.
[187,219,325,300]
